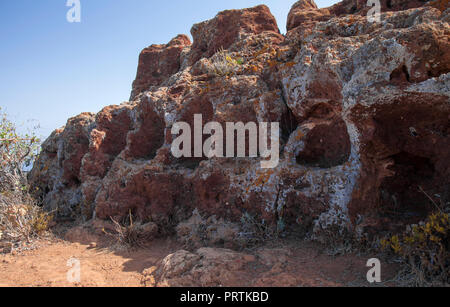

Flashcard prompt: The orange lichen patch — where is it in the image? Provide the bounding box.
[268,47,278,58]
[267,59,278,68]
[295,130,305,141]
[248,64,261,73]
[254,170,275,187]
[343,15,359,27]
[245,169,275,194]
[253,44,269,58]
[283,62,297,69]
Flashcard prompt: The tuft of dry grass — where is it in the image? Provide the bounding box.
[209,48,243,77]
[110,213,142,248]
[238,212,279,247]
[104,210,158,250]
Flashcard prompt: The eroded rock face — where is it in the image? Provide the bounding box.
[31,1,450,239]
[187,5,280,65]
[30,113,95,219]
[328,0,439,17]
[287,0,332,31]
[130,34,191,100]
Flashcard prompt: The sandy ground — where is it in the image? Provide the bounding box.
[0,228,400,287]
[0,238,180,287]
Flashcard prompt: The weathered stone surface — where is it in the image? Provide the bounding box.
[143,246,306,287]
[287,0,332,31]
[327,0,438,17]
[151,248,256,287]
[30,113,95,219]
[80,104,133,211]
[31,1,450,240]
[282,4,450,234]
[130,34,191,100]
[176,209,240,249]
[187,5,281,65]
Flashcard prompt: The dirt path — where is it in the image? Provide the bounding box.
[0,237,180,287]
[0,229,400,287]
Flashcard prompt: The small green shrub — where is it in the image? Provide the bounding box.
[210,49,243,77]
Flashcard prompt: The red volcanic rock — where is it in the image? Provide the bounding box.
[282,3,450,236]
[287,0,438,31]
[124,101,165,160]
[188,5,280,65]
[327,0,437,16]
[130,34,191,100]
[296,118,351,168]
[80,105,133,208]
[348,93,450,233]
[31,2,450,241]
[286,0,331,31]
[81,105,132,179]
[58,113,95,186]
[29,112,95,219]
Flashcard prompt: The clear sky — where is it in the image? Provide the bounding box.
[0,0,339,139]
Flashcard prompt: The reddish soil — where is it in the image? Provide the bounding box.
[0,228,401,287]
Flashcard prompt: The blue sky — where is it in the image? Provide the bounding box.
[0,0,339,139]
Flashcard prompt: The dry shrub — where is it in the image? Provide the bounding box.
[238,212,279,247]
[0,107,49,253]
[106,211,158,249]
[381,211,450,286]
[0,194,52,253]
[314,223,357,256]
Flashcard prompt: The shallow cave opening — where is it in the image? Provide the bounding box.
[295,119,351,168]
[386,0,393,9]
[390,65,410,84]
[366,96,450,224]
[379,151,436,222]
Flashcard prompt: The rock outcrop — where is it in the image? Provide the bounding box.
[287,0,332,31]
[187,5,281,66]
[130,34,191,100]
[31,0,450,241]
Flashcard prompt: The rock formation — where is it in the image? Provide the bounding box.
[30,0,449,241]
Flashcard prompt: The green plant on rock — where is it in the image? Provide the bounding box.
[210,48,244,77]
